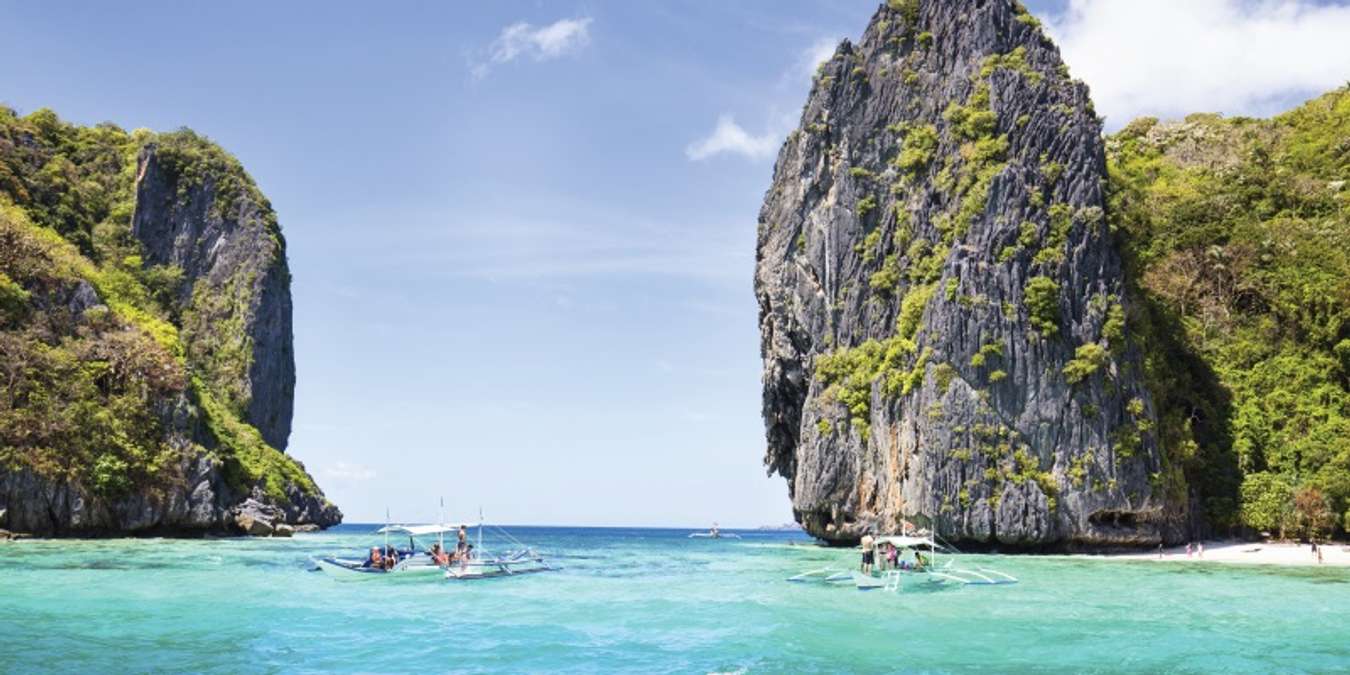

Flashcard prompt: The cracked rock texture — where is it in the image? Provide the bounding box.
[133,143,295,452]
[0,116,339,537]
[756,0,1180,548]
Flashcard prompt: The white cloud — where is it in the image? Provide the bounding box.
[796,36,843,81]
[1046,0,1350,125]
[690,36,840,163]
[322,461,377,481]
[472,17,593,79]
[685,115,781,161]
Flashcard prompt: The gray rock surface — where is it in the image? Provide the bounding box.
[756,0,1178,548]
[0,132,339,537]
[0,446,338,536]
[132,143,295,451]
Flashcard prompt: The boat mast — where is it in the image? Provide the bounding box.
[439,497,445,553]
[477,506,483,555]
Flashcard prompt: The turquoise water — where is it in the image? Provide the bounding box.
[2,525,1348,673]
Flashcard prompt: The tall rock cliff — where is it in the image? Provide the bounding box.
[133,139,295,451]
[756,0,1176,547]
[0,109,339,536]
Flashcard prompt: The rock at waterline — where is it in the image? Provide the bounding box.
[755,0,1174,547]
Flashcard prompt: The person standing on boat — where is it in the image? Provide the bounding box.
[457,524,468,555]
[860,531,876,574]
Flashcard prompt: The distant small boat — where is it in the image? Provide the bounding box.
[689,523,740,539]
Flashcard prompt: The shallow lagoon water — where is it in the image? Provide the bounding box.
[2,525,1348,673]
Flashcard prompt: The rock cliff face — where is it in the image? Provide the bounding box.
[0,110,338,536]
[133,142,295,451]
[756,0,1178,548]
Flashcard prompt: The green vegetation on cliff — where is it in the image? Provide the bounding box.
[1109,88,1350,537]
[0,107,316,508]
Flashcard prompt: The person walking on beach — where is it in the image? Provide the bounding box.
[1186,542,1193,558]
[860,531,876,574]
[1197,542,1204,558]
[1158,542,1164,559]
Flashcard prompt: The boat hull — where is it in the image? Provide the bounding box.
[314,556,444,576]
[444,557,553,580]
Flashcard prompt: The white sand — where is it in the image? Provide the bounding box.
[1097,540,1350,567]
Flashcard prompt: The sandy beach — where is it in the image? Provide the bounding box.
[1096,540,1350,567]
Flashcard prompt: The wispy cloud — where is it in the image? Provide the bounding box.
[794,36,842,82]
[689,36,841,163]
[1046,0,1350,125]
[322,461,377,481]
[685,115,781,161]
[472,17,594,79]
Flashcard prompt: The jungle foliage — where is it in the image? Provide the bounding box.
[0,106,312,504]
[1107,88,1350,537]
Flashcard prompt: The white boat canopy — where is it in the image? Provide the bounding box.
[375,524,466,537]
[873,535,943,549]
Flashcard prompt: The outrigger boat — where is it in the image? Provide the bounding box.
[315,509,556,580]
[443,517,553,580]
[314,523,455,576]
[688,523,740,539]
[787,533,1017,592]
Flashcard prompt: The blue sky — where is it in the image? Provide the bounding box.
[4,1,1348,526]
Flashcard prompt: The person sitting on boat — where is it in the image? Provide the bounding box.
[429,543,450,567]
[913,550,928,571]
[364,547,384,568]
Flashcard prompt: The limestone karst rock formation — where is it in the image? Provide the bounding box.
[756,0,1176,547]
[0,112,339,536]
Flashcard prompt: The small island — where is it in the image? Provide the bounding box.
[0,112,339,537]
[756,0,1348,551]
